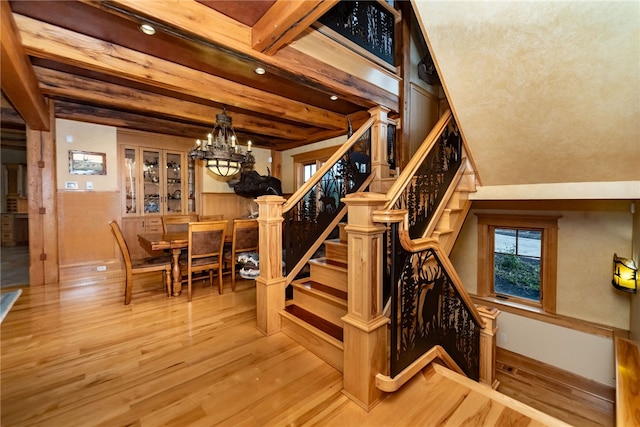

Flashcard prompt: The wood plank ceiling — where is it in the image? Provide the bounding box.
[2,0,398,151]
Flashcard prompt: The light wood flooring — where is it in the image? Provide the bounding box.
[1,272,612,426]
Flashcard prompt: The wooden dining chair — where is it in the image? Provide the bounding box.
[162,215,193,233]
[198,214,224,221]
[109,220,172,305]
[223,219,259,291]
[179,220,228,301]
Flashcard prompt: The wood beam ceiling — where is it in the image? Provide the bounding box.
[86,0,398,111]
[14,14,347,132]
[0,1,49,131]
[34,67,309,143]
[252,0,339,55]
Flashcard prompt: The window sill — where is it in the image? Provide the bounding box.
[471,294,628,340]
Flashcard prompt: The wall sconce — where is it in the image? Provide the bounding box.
[612,254,638,293]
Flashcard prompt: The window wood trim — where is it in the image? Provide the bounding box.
[292,145,340,188]
[476,214,561,313]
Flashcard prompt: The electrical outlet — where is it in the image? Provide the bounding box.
[96,265,107,272]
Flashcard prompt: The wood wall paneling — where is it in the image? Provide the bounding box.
[57,191,120,266]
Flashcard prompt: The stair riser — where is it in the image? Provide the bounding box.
[324,242,348,264]
[281,316,343,372]
[294,289,347,326]
[310,264,347,291]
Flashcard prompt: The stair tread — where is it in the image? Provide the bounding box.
[294,279,348,301]
[284,304,343,342]
[309,257,347,270]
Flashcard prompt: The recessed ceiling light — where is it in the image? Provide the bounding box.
[330,95,338,101]
[254,67,266,75]
[139,24,156,36]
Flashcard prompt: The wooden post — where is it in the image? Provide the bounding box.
[368,106,391,193]
[255,195,286,336]
[477,305,500,388]
[26,103,59,286]
[342,192,389,411]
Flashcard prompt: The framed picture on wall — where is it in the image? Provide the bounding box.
[69,150,106,175]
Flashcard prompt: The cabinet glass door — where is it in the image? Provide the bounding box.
[165,152,183,214]
[124,148,137,214]
[143,149,161,214]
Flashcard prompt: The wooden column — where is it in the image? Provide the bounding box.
[26,103,59,286]
[477,305,500,388]
[255,195,286,336]
[368,106,391,193]
[342,192,389,411]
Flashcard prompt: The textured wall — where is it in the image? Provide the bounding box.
[413,1,640,188]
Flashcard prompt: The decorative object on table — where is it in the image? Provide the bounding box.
[238,252,260,280]
[0,289,22,323]
[223,219,259,290]
[188,106,255,177]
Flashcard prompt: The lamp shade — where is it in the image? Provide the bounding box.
[612,254,638,293]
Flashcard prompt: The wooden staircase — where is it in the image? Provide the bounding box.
[279,162,478,375]
[280,226,349,372]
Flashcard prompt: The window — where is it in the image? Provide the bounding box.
[303,163,317,183]
[292,145,339,189]
[476,214,560,312]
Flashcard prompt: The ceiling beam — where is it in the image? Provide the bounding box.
[88,0,398,112]
[252,0,339,55]
[34,67,310,142]
[54,100,212,140]
[0,1,49,130]
[15,14,346,131]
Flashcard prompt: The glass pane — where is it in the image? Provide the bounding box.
[124,148,136,214]
[187,157,195,213]
[304,163,316,183]
[494,228,516,254]
[517,230,542,257]
[165,152,182,213]
[143,150,161,214]
[494,228,541,302]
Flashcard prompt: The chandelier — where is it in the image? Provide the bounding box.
[189,107,255,177]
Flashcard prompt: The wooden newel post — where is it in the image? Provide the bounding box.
[342,192,389,411]
[255,195,286,336]
[477,305,501,388]
[367,105,391,192]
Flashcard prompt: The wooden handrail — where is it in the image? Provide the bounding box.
[282,115,376,213]
[383,109,452,210]
[375,345,465,392]
[615,336,640,427]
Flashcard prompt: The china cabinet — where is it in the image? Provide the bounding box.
[121,146,195,217]
[117,130,198,259]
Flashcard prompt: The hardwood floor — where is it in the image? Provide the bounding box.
[1,271,612,426]
[1,274,344,426]
[496,348,615,427]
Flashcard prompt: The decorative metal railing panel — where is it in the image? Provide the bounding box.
[393,119,462,239]
[318,1,395,65]
[389,224,480,380]
[283,130,371,275]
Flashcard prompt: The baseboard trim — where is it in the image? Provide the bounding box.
[496,347,615,404]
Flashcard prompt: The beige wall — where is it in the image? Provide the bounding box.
[452,206,633,328]
[451,204,634,386]
[56,119,118,191]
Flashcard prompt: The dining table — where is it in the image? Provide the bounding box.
[138,232,188,296]
[138,231,234,297]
